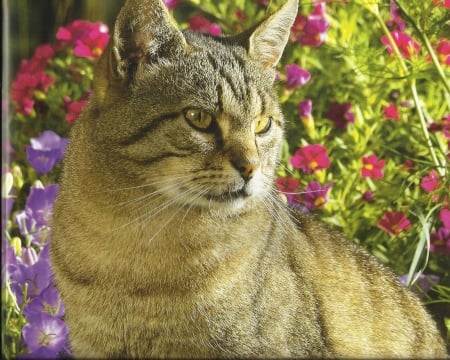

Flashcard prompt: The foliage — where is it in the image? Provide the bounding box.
[2,0,449,357]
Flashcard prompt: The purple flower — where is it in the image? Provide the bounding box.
[24,286,65,318]
[163,0,178,9]
[9,259,53,304]
[285,64,311,89]
[399,274,440,299]
[291,3,329,47]
[326,102,355,130]
[386,0,406,31]
[302,181,332,209]
[298,99,313,119]
[22,313,68,353]
[26,131,68,174]
[15,184,58,245]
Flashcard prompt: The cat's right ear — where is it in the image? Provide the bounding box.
[93,0,186,104]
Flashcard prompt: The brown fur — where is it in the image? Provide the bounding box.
[50,0,447,357]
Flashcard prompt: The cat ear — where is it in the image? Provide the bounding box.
[247,0,298,68]
[93,0,186,103]
[111,0,186,78]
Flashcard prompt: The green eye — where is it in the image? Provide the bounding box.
[184,108,214,131]
[255,115,272,134]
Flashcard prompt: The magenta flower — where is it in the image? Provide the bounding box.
[302,181,332,209]
[420,170,442,192]
[383,103,400,120]
[65,94,89,122]
[440,207,450,229]
[361,154,386,180]
[381,30,421,58]
[22,313,68,354]
[362,190,374,202]
[285,64,311,89]
[386,0,406,31]
[430,227,450,255]
[26,131,68,174]
[298,99,314,129]
[291,3,329,47]
[378,211,411,235]
[436,38,450,66]
[163,0,179,9]
[56,20,109,58]
[290,144,330,173]
[188,14,222,36]
[326,102,355,130]
[276,177,300,205]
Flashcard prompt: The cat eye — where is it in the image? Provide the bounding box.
[254,116,272,134]
[184,108,214,131]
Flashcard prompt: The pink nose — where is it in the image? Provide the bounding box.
[231,158,260,181]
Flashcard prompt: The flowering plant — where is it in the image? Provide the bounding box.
[3,0,449,357]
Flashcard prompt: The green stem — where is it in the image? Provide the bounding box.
[370,6,445,177]
[393,0,450,95]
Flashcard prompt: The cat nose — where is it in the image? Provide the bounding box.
[231,158,260,181]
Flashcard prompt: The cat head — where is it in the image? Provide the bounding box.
[87,0,298,212]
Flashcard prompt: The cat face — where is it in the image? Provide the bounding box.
[88,0,298,212]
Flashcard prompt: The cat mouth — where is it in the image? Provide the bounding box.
[206,188,249,202]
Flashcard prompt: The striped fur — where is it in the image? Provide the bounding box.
[50,0,447,358]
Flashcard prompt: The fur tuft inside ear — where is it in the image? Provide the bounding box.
[93,0,186,105]
[248,0,298,68]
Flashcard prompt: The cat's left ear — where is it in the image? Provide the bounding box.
[93,0,186,104]
[247,0,298,68]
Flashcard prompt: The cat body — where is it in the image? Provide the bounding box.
[50,0,447,357]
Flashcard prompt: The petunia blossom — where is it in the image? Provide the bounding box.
[64,94,90,123]
[383,103,400,120]
[56,20,109,59]
[285,64,311,89]
[26,131,69,174]
[361,154,386,180]
[399,273,440,299]
[291,3,329,47]
[377,211,411,235]
[381,30,421,58]
[420,170,442,192]
[298,99,314,129]
[386,0,406,31]
[290,144,330,173]
[188,14,222,36]
[325,102,355,130]
[163,0,179,9]
[276,177,300,205]
[430,227,450,255]
[302,181,332,209]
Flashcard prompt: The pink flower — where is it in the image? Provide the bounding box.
[436,38,450,66]
[420,170,442,192]
[381,30,421,58]
[361,154,386,180]
[433,0,450,8]
[163,0,179,9]
[188,15,222,36]
[362,190,374,202]
[430,227,450,255]
[290,3,329,47]
[64,93,90,123]
[386,0,406,31]
[285,64,311,89]
[383,103,400,120]
[326,102,355,130]
[378,211,411,235]
[290,144,330,173]
[302,181,332,209]
[276,177,300,205]
[56,20,109,58]
[442,114,450,138]
[440,208,450,229]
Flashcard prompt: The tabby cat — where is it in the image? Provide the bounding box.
[50,0,447,357]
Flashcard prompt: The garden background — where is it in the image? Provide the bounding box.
[2,0,449,357]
